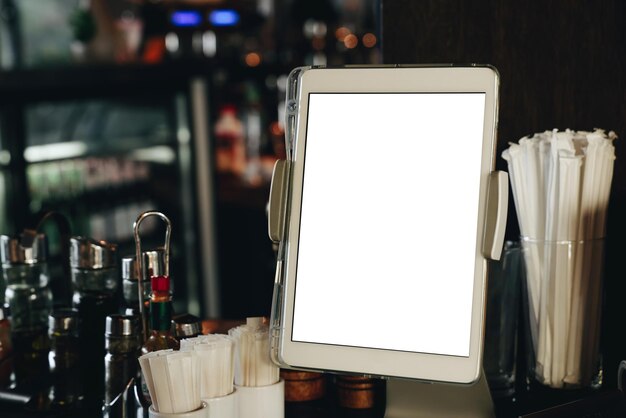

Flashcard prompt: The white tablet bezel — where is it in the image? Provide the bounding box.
[275,66,500,384]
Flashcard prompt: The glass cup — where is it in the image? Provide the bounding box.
[520,237,604,389]
[484,241,522,398]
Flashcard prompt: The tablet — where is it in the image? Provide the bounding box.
[269,65,504,384]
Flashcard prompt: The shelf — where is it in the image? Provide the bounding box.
[0,59,284,103]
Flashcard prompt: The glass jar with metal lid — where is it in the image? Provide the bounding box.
[104,314,140,418]
[70,236,118,406]
[121,252,160,315]
[0,232,52,335]
[48,309,82,408]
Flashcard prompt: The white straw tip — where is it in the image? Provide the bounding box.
[246,317,264,328]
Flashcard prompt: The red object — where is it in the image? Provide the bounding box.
[151,275,170,292]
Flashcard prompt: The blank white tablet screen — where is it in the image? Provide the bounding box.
[292,92,486,357]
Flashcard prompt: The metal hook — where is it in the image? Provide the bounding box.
[133,210,172,342]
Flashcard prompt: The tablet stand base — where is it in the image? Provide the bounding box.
[385,371,494,417]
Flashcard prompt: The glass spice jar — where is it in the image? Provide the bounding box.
[69,236,118,406]
[1,232,51,387]
[104,314,140,418]
[48,309,82,408]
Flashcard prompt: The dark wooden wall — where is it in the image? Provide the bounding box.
[382,0,626,389]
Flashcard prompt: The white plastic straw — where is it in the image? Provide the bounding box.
[138,349,202,414]
[181,334,235,399]
[502,128,616,388]
[229,317,279,387]
[139,349,173,412]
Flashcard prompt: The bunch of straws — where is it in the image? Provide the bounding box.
[139,350,201,414]
[502,128,616,388]
[181,334,235,400]
[229,317,280,387]
[139,335,235,414]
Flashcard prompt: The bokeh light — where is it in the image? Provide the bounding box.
[343,34,358,49]
[245,52,261,67]
[335,26,351,42]
[362,33,377,48]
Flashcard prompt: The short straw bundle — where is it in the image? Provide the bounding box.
[181,334,235,399]
[502,128,616,388]
[138,350,201,414]
[229,317,279,387]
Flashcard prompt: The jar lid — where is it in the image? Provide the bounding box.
[172,313,202,338]
[121,256,139,281]
[143,249,166,279]
[0,231,47,264]
[106,314,138,337]
[49,309,79,334]
[70,237,117,269]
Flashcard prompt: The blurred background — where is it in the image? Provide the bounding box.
[0,0,382,319]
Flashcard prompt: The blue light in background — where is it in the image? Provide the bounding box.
[171,10,202,27]
[209,9,240,27]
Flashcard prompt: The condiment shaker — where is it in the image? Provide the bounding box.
[1,232,51,386]
[0,232,52,336]
[104,314,140,418]
[48,309,82,408]
[70,236,118,406]
[122,255,150,316]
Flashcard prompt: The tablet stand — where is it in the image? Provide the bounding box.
[269,161,507,418]
[385,370,494,417]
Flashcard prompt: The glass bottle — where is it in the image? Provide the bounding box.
[0,232,51,387]
[103,314,140,418]
[141,275,179,354]
[69,236,118,407]
[48,309,82,408]
[140,274,178,403]
[215,105,246,176]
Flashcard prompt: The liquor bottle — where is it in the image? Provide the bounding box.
[215,105,245,176]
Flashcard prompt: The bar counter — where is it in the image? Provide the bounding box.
[2,320,626,417]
